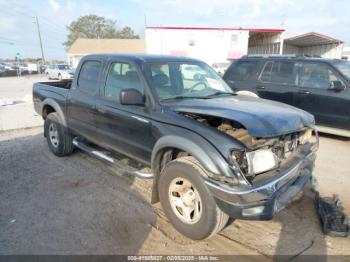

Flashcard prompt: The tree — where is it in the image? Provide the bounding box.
[63,15,139,49]
[117,26,139,39]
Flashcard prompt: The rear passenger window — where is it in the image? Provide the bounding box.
[78,61,101,93]
[104,62,144,101]
[260,61,296,85]
[227,60,258,81]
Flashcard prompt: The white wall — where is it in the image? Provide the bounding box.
[68,54,85,68]
[145,28,250,65]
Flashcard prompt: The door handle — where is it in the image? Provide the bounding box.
[256,86,265,90]
[298,90,311,95]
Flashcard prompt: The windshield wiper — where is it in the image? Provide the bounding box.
[162,95,208,101]
[204,91,236,98]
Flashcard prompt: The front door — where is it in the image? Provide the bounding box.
[95,61,154,164]
[294,61,349,129]
[256,60,297,106]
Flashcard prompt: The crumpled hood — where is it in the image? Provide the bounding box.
[168,95,315,137]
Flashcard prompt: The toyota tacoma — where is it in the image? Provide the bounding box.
[33,54,318,240]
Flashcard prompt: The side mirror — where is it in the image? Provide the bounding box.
[120,88,144,105]
[329,80,346,92]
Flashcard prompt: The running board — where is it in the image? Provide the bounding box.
[316,125,350,138]
[72,138,154,179]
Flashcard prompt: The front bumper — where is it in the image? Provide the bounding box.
[205,144,316,220]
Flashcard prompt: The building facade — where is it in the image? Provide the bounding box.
[145,26,284,66]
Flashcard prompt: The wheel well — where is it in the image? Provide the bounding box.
[42,105,55,119]
[155,147,190,175]
[151,147,191,204]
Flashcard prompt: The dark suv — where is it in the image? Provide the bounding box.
[223,56,350,136]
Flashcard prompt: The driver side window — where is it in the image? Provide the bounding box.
[298,62,342,89]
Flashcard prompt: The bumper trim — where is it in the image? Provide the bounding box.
[204,150,315,219]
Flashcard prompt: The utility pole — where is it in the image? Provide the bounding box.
[34,16,45,65]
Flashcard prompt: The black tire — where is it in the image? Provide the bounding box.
[158,156,229,240]
[44,112,74,157]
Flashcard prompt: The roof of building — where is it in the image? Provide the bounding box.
[284,32,344,47]
[68,38,146,54]
[145,26,285,33]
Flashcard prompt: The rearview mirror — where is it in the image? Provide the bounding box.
[120,88,144,105]
[329,80,346,92]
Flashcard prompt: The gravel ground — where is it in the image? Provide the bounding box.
[0,127,349,257]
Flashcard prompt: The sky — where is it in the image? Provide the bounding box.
[0,0,349,60]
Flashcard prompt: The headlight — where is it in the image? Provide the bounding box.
[246,149,279,175]
[299,128,312,144]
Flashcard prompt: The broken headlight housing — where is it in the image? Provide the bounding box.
[231,149,279,176]
[246,149,279,175]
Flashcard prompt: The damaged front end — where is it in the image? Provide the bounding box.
[180,112,319,220]
[180,112,318,185]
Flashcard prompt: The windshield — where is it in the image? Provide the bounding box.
[146,62,234,101]
[332,60,350,80]
[57,64,71,70]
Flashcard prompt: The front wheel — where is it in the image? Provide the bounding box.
[158,156,229,240]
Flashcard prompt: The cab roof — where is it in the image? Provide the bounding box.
[83,53,203,63]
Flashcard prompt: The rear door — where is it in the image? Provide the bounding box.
[67,59,103,142]
[256,60,297,105]
[95,60,154,164]
[294,61,349,129]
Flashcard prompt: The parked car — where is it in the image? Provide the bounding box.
[45,64,75,80]
[223,55,350,137]
[0,63,18,77]
[33,54,318,240]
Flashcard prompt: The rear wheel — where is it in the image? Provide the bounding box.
[44,112,74,156]
[158,156,229,240]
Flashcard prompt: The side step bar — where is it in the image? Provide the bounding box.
[72,138,154,179]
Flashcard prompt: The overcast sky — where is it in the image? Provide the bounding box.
[0,0,348,60]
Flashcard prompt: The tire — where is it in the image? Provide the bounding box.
[44,112,74,157]
[58,74,62,81]
[158,156,229,240]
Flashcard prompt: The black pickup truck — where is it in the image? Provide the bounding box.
[33,54,318,240]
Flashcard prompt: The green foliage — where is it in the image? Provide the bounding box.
[63,14,139,49]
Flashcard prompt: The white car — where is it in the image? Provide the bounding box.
[46,64,75,80]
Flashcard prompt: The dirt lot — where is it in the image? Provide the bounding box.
[0,127,349,258]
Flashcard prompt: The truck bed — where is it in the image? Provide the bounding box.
[32,80,72,117]
[37,80,72,89]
